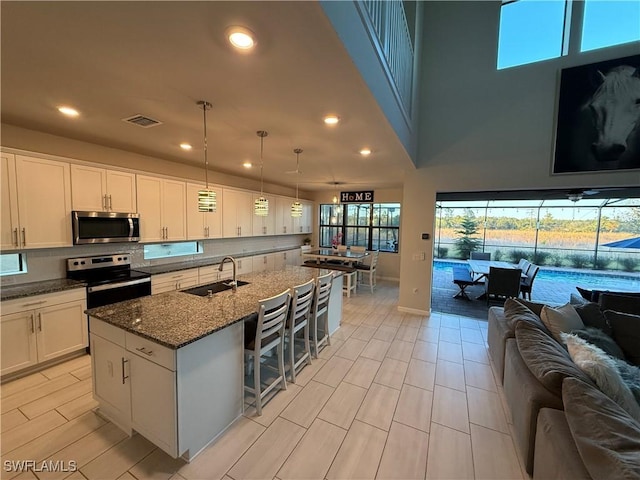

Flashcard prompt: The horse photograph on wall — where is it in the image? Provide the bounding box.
[553,54,640,174]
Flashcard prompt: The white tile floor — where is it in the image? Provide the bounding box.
[1,281,529,480]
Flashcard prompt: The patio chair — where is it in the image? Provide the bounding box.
[485,267,522,305]
[516,258,532,275]
[453,266,475,300]
[520,264,540,301]
[470,252,491,261]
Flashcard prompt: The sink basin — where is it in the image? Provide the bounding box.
[182,280,250,297]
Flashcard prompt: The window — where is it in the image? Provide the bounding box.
[497,0,569,70]
[581,0,640,52]
[0,253,27,276]
[143,241,202,260]
[319,202,400,253]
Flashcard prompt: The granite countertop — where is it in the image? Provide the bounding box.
[86,266,340,349]
[135,246,303,275]
[1,278,86,301]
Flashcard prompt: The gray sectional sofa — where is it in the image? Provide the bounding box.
[487,296,640,479]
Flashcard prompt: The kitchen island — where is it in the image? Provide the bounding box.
[86,266,343,461]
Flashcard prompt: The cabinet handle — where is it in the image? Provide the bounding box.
[21,300,47,307]
[300,226,303,233]
[30,314,35,334]
[13,228,18,247]
[21,228,26,246]
[108,195,113,210]
[136,346,154,356]
[165,226,168,239]
[37,313,42,332]
[121,358,129,384]
[102,194,107,211]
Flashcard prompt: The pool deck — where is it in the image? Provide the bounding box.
[431,261,639,320]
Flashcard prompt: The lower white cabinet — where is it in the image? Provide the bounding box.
[151,268,199,294]
[1,289,87,377]
[90,317,243,460]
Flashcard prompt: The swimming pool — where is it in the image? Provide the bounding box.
[433,260,640,292]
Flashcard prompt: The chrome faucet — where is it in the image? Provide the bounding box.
[219,256,237,292]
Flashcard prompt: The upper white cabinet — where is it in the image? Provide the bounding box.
[186,183,222,240]
[275,196,294,235]
[222,189,253,238]
[1,154,72,250]
[252,193,276,236]
[71,164,136,213]
[137,175,187,242]
[301,201,313,234]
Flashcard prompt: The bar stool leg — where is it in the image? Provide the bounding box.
[278,335,287,391]
[253,352,262,416]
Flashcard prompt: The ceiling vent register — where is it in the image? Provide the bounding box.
[122,114,163,128]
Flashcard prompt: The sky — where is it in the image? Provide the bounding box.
[498,0,640,69]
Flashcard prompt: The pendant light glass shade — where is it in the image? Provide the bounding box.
[255,130,269,216]
[197,100,216,213]
[332,183,341,215]
[291,148,303,218]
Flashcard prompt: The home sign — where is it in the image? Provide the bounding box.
[340,191,374,203]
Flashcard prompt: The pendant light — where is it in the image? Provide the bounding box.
[254,130,269,216]
[332,182,342,215]
[197,100,216,212]
[291,148,303,218]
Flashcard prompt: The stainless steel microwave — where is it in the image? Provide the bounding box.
[72,211,140,245]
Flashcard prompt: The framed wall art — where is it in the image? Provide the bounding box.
[553,54,640,174]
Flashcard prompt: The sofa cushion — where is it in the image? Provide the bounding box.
[540,303,585,342]
[605,310,640,366]
[563,377,640,480]
[503,298,549,333]
[574,301,612,336]
[561,333,640,422]
[515,322,591,398]
[571,326,625,360]
[576,286,595,302]
[600,293,640,316]
[514,298,546,317]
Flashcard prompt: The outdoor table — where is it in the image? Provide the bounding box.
[467,260,525,300]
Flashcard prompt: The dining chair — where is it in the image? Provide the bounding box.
[286,279,315,383]
[470,251,491,261]
[355,250,379,294]
[516,258,532,276]
[244,289,290,415]
[310,272,333,358]
[485,267,521,305]
[350,246,366,253]
[520,264,540,300]
[337,245,347,252]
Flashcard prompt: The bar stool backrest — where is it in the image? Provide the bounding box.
[313,272,333,319]
[256,290,290,351]
[289,279,315,329]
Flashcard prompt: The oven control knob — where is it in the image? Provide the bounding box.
[73,262,79,265]
[81,261,86,265]
[118,257,122,261]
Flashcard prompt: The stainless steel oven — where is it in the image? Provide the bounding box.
[72,211,140,245]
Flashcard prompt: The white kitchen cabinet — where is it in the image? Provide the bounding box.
[287,248,302,266]
[71,164,137,213]
[301,201,313,234]
[275,196,294,235]
[1,289,87,376]
[186,183,222,240]
[0,154,72,250]
[222,189,253,238]
[252,193,276,236]
[137,175,187,242]
[274,252,286,271]
[252,253,275,273]
[198,265,221,285]
[151,268,199,294]
[236,257,253,275]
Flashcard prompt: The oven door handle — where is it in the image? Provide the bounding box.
[88,277,151,293]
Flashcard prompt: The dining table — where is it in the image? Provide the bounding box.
[303,248,368,266]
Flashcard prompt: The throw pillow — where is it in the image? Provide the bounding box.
[514,298,546,317]
[605,310,640,366]
[600,293,640,316]
[515,322,591,398]
[615,359,640,406]
[503,298,549,333]
[563,377,640,480]
[570,326,625,360]
[540,303,585,342]
[573,301,612,336]
[561,333,640,422]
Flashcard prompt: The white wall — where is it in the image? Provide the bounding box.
[398,1,640,313]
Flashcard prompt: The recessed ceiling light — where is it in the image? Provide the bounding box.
[243,161,252,168]
[360,148,372,156]
[227,26,256,51]
[323,115,340,125]
[57,106,79,117]
[180,143,192,151]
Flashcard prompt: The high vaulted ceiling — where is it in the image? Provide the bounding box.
[1,1,414,191]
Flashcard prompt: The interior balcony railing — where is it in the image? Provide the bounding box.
[357,0,414,118]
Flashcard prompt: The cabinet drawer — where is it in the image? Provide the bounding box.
[90,317,126,347]
[126,332,175,371]
[2,288,86,316]
[151,269,198,287]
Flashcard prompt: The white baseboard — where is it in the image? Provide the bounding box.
[397,306,430,316]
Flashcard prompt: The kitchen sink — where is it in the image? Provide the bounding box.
[182,280,250,297]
